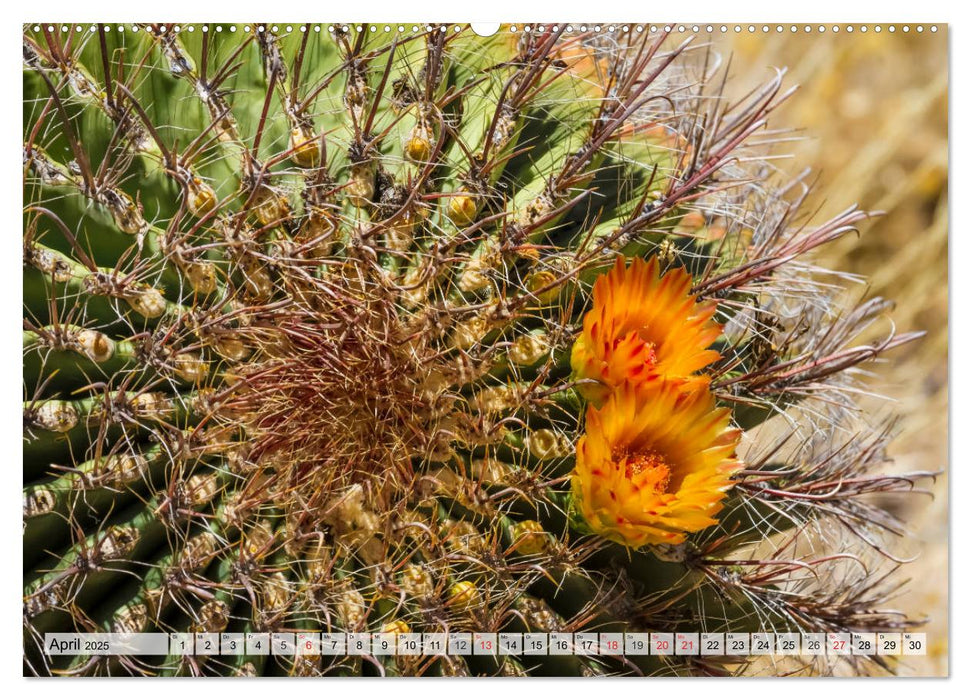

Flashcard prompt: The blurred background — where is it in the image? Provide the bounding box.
[711,26,948,676]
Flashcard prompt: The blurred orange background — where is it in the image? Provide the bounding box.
[712,26,948,676]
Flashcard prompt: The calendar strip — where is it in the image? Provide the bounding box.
[44,632,927,658]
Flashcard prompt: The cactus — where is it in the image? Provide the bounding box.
[23,23,933,677]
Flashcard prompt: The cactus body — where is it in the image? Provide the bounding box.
[23,23,929,677]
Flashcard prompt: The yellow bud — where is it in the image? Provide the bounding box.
[404,134,432,163]
[337,589,367,630]
[525,428,571,460]
[129,392,174,421]
[457,240,500,292]
[470,457,510,484]
[241,259,273,300]
[262,571,291,614]
[404,116,436,163]
[447,580,480,610]
[517,194,553,230]
[252,188,291,227]
[111,603,149,635]
[242,520,275,560]
[106,190,147,235]
[96,525,139,560]
[299,209,337,257]
[474,385,519,414]
[399,564,434,599]
[173,352,208,383]
[447,194,478,226]
[186,177,217,217]
[181,532,218,571]
[213,334,250,362]
[385,220,415,252]
[128,287,167,318]
[517,244,542,263]
[511,520,549,555]
[304,541,333,580]
[185,473,220,507]
[24,487,57,518]
[526,269,560,303]
[508,331,548,366]
[35,401,78,433]
[183,261,218,294]
[382,620,410,635]
[450,316,489,350]
[76,329,114,363]
[345,163,375,207]
[190,599,230,635]
[290,126,321,168]
[80,453,147,490]
[457,265,491,293]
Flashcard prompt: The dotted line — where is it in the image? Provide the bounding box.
[28,24,940,35]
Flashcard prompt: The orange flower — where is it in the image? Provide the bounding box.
[570,256,721,403]
[571,379,742,548]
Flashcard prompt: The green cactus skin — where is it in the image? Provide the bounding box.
[23,22,931,677]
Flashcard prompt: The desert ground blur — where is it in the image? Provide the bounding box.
[710,25,948,676]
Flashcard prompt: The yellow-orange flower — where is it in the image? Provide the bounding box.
[571,379,742,548]
[570,256,721,403]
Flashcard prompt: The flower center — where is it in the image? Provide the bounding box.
[635,332,658,358]
[623,450,672,494]
[609,332,659,361]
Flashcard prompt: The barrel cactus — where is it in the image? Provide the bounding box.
[23,22,932,677]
